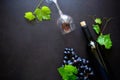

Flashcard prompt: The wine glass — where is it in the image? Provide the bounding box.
[46,0,75,34]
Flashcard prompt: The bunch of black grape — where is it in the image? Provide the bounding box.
[62,48,94,80]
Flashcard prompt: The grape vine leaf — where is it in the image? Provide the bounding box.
[34,6,51,21]
[41,6,51,20]
[24,12,35,21]
[97,34,112,49]
[95,18,102,24]
[93,24,100,34]
[34,8,43,21]
[58,65,78,80]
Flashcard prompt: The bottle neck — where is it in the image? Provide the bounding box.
[82,26,94,42]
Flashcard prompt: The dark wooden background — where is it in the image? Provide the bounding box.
[0,0,120,80]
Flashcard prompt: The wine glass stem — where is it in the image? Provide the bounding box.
[53,0,63,16]
[34,0,43,10]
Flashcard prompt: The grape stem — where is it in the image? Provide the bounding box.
[101,18,112,33]
[33,0,43,12]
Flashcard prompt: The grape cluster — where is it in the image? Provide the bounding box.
[62,48,94,80]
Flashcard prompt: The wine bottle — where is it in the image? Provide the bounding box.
[80,21,110,80]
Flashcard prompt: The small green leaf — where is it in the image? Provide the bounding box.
[97,34,104,45]
[33,6,51,21]
[97,34,112,49]
[41,6,51,14]
[34,8,43,21]
[95,18,102,24]
[93,24,100,34]
[34,8,41,15]
[57,65,78,80]
[41,6,51,20]
[64,65,78,74]
[24,12,35,21]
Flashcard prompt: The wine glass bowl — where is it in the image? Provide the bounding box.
[57,14,75,34]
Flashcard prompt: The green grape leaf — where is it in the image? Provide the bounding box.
[34,6,51,21]
[64,65,78,74]
[93,24,100,34]
[34,8,40,14]
[58,65,78,80]
[34,8,43,21]
[24,12,35,21]
[95,18,102,24]
[97,34,112,49]
[58,67,69,80]
[41,6,51,14]
[41,6,51,20]
[24,6,51,21]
